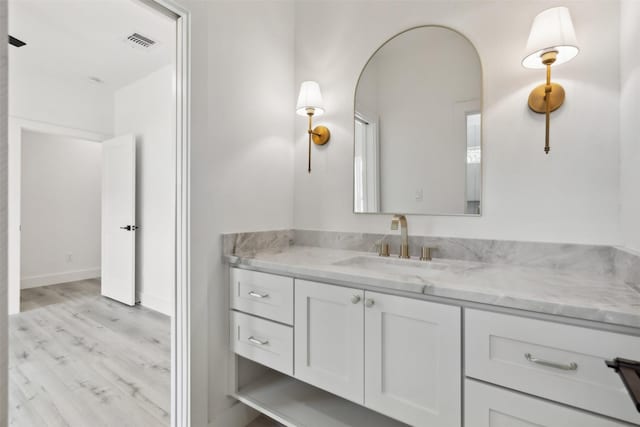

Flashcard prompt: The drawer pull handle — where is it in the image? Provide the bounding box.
[525,353,578,371]
[248,336,269,346]
[248,291,269,299]
[365,298,375,308]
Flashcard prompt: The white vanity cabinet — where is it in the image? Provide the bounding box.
[294,279,365,404]
[230,268,294,325]
[294,280,462,427]
[465,309,640,425]
[465,379,631,427]
[230,267,639,427]
[229,268,295,376]
[364,291,461,427]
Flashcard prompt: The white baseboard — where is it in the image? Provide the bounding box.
[21,268,101,289]
[136,291,173,316]
[209,402,259,427]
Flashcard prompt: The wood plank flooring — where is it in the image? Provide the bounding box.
[9,279,170,426]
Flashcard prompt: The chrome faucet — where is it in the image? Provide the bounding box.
[390,214,410,259]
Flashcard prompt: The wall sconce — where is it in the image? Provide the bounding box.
[523,6,579,154]
[296,81,330,173]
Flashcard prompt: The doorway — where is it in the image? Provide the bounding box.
[7,0,191,424]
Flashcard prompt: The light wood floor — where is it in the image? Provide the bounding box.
[9,279,170,426]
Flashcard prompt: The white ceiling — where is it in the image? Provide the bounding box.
[9,0,176,92]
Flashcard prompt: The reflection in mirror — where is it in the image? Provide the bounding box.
[354,26,482,215]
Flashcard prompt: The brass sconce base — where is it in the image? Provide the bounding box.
[528,83,566,113]
[311,126,330,145]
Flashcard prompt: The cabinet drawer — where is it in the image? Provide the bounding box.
[465,309,640,424]
[231,311,293,376]
[465,379,631,427]
[230,268,293,324]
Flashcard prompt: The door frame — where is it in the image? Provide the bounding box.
[6,0,192,425]
[139,1,192,425]
[163,1,191,425]
[8,118,109,315]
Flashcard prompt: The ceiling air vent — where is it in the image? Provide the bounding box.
[126,33,156,49]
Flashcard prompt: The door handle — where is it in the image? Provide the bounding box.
[120,225,139,231]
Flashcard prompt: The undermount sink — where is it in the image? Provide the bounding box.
[332,255,449,276]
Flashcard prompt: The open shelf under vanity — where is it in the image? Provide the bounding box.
[233,364,408,427]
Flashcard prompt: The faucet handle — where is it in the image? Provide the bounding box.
[378,242,390,257]
[420,246,435,261]
[399,243,410,259]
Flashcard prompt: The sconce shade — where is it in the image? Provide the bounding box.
[522,6,579,69]
[296,81,325,116]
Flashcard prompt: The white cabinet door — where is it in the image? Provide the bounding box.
[364,292,461,427]
[465,379,630,427]
[294,280,365,404]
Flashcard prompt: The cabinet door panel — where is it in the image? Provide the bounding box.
[365,292,461,427]
[465,379,630,427]
[294,280,364,404]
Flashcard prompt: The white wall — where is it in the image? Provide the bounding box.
[293,0,621,245]
[8,58,114,312]
[620,0,640,252]
[20,130,102,288]
[178,1,296,424]
[8,119,107,314]
[9,61,114,135]
[114,65,175,316]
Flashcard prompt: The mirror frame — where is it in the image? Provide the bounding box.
[352,25,485,217]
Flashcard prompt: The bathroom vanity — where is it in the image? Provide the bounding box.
[224,18,640,427]
[225,238,640,427]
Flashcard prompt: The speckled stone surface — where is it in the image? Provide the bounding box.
[222,230,293,258]
[614,246,640,293]
[293,230,618,275]
[222,231,640,329]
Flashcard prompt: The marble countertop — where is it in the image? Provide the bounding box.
[226,246,640,329]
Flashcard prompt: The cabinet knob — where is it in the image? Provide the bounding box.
[365,298,375,308]
[351,295,361,304]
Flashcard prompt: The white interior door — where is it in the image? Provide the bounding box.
[101,134,136,305]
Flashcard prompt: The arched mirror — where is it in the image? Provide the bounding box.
[354,26,482,216]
